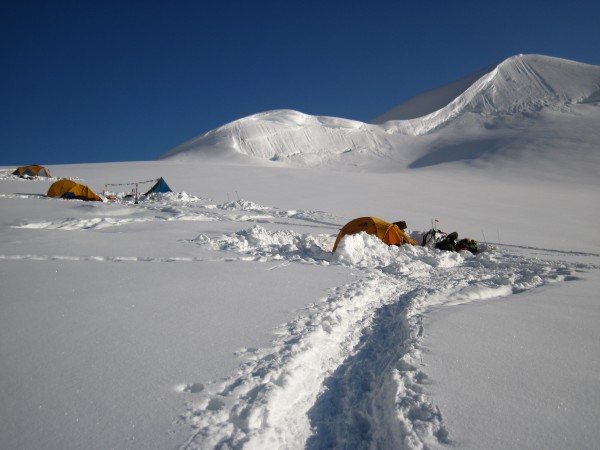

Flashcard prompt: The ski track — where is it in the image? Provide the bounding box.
[2,192,595,449]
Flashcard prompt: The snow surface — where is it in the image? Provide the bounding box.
[1,54,600,449]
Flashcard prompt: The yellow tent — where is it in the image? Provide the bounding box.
[13,165,52,178]
[332,217,418,252]
[47,179,102,202]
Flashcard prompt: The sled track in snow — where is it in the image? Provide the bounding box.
[179,229,591,449]
[498,242,600,259]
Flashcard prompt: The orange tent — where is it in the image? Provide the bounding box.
[332,217,418,252]
[13,165,52,178]
[47,179,102,202]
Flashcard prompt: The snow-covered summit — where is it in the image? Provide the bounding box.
[160,109,395,166]
[467,54,600,110]
[373,54,600,124]
[160,55,600,171]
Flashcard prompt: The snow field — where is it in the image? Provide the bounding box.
[179,226,590,449]
[1,161,598,449]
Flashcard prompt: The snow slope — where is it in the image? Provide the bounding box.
[370,64,494,122]
[375,54,600,124]
[1,159,598,450]
[159,109,424,171]
[161,55,600,173]
[1,54,599,450]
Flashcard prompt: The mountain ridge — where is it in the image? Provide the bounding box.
[160,55,600,173]
[379,54,600,122]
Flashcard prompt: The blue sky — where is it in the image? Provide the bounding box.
[2,0,600,165]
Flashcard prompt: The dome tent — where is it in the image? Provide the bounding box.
[47,179,102,202]
[332,217,418,252]
[13,165,52,178]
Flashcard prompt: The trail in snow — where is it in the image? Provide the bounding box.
[179,228,592,450]
[3,191,594,449]
[8,195,342,233]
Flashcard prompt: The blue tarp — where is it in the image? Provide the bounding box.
[144,177,172,195]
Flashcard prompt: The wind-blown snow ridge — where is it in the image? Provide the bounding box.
[377,54,600,128]
[160,55,600,169]
[180,228,588,449]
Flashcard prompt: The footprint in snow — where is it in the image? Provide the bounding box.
[175,383,205,394]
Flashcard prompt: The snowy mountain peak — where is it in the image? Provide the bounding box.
[160,55,600,171]
[464,54,600,112]
[374,54,600,131]
[159,109,376,166]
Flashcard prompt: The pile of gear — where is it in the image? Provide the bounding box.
[421,229,478,254]
[333,217,478,254]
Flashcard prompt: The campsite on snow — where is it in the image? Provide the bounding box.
[1,54,600,450]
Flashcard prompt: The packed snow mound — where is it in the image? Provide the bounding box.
[160,55,600,170]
